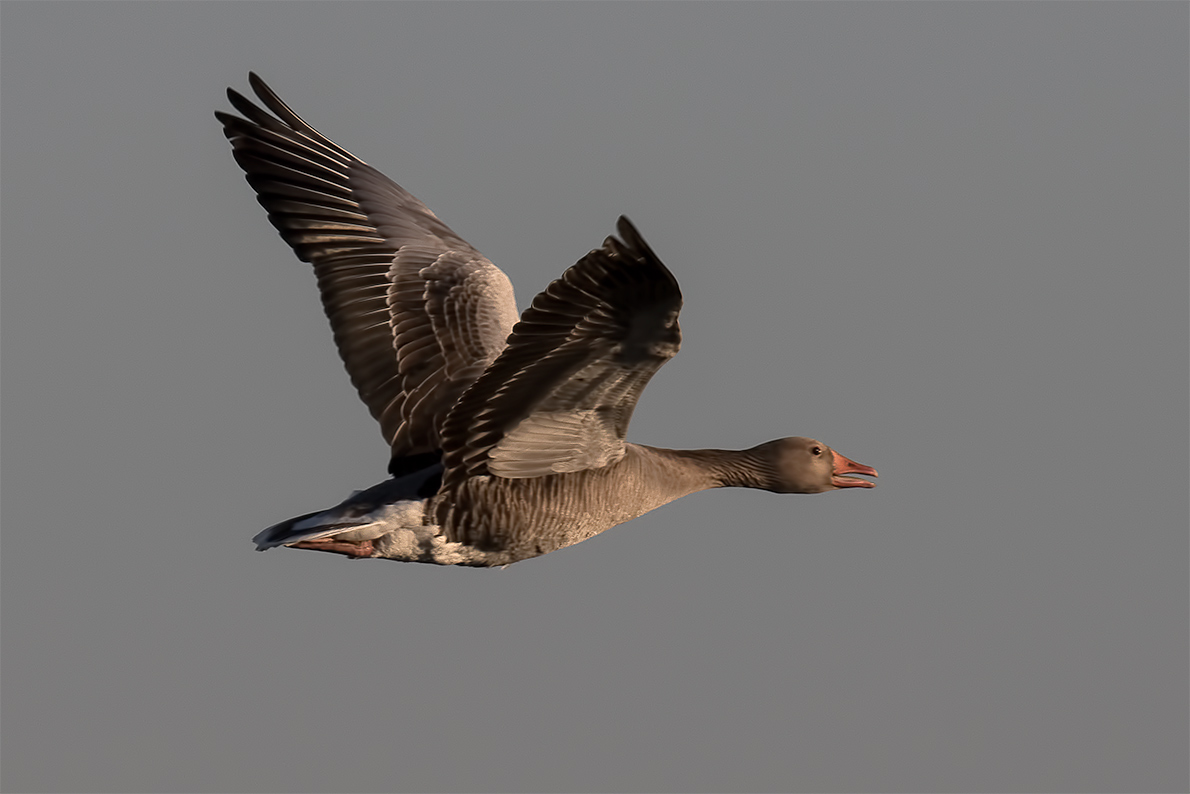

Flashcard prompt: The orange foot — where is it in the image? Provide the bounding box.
[290,538,375,558]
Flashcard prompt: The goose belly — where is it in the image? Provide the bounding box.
[438,459,692,563]
[369,520,516,567]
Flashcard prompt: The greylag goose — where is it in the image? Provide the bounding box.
[217,73,877,567]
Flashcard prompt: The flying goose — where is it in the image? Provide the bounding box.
[217,73,877,567]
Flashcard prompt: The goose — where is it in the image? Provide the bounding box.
[217,73,877,568]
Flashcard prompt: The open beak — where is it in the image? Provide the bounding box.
[831,449,878,488]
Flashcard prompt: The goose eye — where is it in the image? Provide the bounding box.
[811,446,823,456]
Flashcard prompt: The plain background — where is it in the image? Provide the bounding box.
[2,3,1186,793]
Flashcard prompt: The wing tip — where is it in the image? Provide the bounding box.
[603,216,680,295]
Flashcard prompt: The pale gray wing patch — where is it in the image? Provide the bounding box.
[487,410,623,477]
[485,356,668,477]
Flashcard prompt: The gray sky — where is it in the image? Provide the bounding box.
[2,2,1186,792]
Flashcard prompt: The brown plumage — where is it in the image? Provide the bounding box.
[219,73,876,567]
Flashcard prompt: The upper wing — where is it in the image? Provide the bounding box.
[216,74,517,465]
[439,217,682,490]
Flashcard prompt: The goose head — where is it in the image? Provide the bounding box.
[750,437,878,494]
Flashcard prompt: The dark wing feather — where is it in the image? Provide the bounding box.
[439,217,682,491]
[216,74,516,462]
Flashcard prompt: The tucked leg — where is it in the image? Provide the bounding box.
[290,538,375,558]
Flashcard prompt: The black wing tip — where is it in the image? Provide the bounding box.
[601,216,678,292]
[219,73,279,120]
[224,72,267,107]
[247,72,277,103]
[219,73,266,103]
[611,215,660,262]
[612,216,642,253]
[616,215,639,239]
[220,85,269,128]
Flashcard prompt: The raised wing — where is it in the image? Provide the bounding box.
[440,217,682,490]
[216,74,517,467]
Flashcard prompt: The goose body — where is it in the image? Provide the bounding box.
[218,74,876,568]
